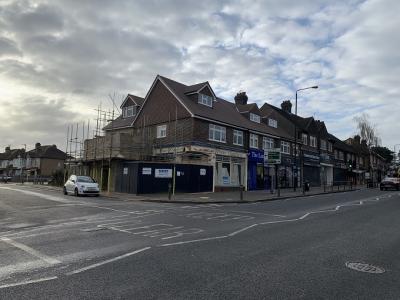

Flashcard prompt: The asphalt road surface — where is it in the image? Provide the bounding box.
[0,184,399,299]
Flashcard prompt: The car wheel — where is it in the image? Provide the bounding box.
[95,194,100,197]
[63,187,68,195]
[74,188,80,197]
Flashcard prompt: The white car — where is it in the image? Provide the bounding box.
[63,175,100,197]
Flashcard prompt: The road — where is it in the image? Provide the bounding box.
[0,184,399,299]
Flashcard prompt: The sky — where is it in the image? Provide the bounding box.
[0,0,399,152]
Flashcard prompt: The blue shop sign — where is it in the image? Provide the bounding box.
[248,149,264,163]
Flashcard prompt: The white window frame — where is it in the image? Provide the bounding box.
[268,118,277,128]
[122,105,135,118]
[339,151,344,160]
[320,139,327,150]
[250,134,258,149]
[310,136,316,147]
[209,124,226,143]
[263,137,274,150]
[198,94,213,107]
[250,113,261,123]
[302,134,308,145]
[281,141,290,154]
[156,124,167,138]
[233,130,243,146]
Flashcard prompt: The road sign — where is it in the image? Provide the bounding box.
[265,148,281,164]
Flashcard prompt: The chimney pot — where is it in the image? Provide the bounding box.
[281,100,292,113]
[35,143,41,149]
[234,91,248,105]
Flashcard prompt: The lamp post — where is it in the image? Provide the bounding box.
[293,85,318,192]
[394,144,400,164]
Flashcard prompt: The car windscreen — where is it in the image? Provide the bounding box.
[77,176,95,183]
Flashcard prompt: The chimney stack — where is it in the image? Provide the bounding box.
[234,91,248,106]
[281,100,292,113]
[5,146,10,153]
[35,142,41,150]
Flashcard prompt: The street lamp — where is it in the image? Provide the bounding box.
[293,85,318,192]
[393,144,400,164]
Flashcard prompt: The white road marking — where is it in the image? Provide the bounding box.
[228,224,258,236]
[0,187,74,204]
[66,247,151,275]
[0,276,58,290]
[0,237,61,265]
[160,236,228,246]
[160,193,396,247]
[226,210,286,217]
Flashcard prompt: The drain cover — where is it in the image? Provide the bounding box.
[345,262,385,274]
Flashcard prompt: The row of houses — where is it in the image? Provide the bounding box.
[0,143,67,179]
[81,75,386,194]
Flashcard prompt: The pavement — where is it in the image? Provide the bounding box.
[0,183,399,299]
[10,182,366,203]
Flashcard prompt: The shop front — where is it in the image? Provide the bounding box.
[303,152,321,186]
[248,149,265,190]
[333,161,347,185]
[320,153,334,186]
[279,155,295,188]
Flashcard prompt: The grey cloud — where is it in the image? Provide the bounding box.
[1,2,64,36]
[0,36,21,56]
[0,95,81,149]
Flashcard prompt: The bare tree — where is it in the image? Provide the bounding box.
[354,113,381,184]
[354,113,380,148]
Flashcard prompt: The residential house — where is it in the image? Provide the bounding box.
[26,143,67,177]
[0,147,26,177]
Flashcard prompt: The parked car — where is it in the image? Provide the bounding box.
[380,177,400,191]
[63,175,100,196]
[1,175,12,183]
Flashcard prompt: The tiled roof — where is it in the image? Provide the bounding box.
[103,115,136,130]
[328,134,355,153]
[159,76,293,140]
[127,94,144,106]
[27,145,67,159]
[0,149,25,160]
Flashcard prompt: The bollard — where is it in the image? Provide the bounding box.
[168,183,172,200]
[350,181,353,190]
[240,185,244,201]
[278,181,281,197]
[324,182,326,193]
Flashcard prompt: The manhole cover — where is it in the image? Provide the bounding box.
[345,262,385,274]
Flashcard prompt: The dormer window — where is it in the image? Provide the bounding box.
[122,105,136,118]
[250,113,260,123]
[198,94,213,107]
[268,118,277,128]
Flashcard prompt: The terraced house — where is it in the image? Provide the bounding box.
[83,75,387,194]
[84,75,296,193]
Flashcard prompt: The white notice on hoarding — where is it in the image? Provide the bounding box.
[200,168,206,176]
[142,167,152,175]
[123,167,128,175]
[155,169,172,178]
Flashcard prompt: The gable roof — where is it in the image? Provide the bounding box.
[120,94,144,108]
[329,133,355,153]
[27,145,67,159]
[0,149,25,160]
[154,76,292,139]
